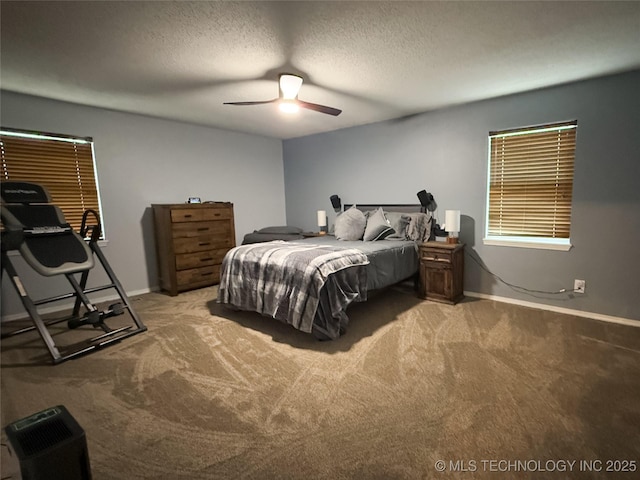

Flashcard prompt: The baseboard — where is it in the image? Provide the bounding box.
[464,291,640,328]
[1,286,160,323]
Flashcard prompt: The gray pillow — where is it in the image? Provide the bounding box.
[334,206,366,241]
[384,211,411,240]
[363,207,395,241]
[405,213,433,242]
[257,226,303,234]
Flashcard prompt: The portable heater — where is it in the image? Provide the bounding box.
[4,405,92,480]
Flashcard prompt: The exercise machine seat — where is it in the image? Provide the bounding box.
[1,182,94,276]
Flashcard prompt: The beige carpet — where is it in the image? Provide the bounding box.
[2,284,639,479]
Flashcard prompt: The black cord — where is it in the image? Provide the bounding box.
[465,249,575,297]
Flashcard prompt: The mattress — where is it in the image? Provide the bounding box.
[288,236,419,290]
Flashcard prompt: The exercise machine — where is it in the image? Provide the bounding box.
[1,181,147,364]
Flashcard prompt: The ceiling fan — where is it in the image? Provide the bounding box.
[223,74,342,116]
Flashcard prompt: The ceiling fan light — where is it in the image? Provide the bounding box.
[279,74,303,99]
[278,100,299,114]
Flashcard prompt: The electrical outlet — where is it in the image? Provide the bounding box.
[574,279,586,294]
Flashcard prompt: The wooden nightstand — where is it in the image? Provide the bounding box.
[418,241,465,304]
[302,232,328,238]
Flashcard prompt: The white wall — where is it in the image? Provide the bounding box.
[1,92,285,317]
[283,71,640,321]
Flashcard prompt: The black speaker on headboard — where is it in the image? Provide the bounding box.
[330,194,342,213]
[416,190,437,213]
[4,405,92,480]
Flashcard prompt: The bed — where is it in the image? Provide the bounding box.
[217,204,432,339]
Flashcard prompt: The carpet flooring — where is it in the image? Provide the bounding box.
[1,284,639,479]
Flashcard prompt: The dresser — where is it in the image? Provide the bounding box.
[418,242,464,304]
[152,203,235,296]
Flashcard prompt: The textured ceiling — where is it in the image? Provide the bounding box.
[1,1,639,139]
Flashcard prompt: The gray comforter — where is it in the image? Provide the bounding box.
[217,241,369,339]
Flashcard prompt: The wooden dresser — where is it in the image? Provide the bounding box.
[418,241,465,304]
[152,203,235,296]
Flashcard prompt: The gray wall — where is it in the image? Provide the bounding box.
[283,71,640,320]
[1,92,285,317]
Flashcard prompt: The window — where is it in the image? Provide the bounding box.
[0,127,105,238]
[484,121,577,250]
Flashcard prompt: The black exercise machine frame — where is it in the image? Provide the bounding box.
[1,208,147,364]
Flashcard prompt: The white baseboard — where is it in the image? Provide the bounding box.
[464,291,640,328]
[1,286,159,323]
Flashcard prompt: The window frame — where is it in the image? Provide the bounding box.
[0,127,106,240]
[483,121,577,251]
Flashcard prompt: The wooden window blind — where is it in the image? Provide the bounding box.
[488,121,577,239]
[1,128,104,237]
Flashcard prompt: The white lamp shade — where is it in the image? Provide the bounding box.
[445,210,461,233]
[317,210,327,227]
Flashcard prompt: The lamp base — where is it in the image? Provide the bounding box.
[446,236,459,244]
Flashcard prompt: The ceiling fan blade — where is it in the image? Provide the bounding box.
[223,99,277,106]
[297,100,342,116]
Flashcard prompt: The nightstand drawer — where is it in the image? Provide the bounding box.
[420,248,454,264]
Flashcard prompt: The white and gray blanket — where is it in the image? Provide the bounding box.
[217,241,369,338]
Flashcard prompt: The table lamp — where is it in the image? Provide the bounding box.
[445,210,460,244]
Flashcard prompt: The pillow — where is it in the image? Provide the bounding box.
[363,207,395,241]
[334,206,366,241]
[405,212,433,243]
[257,226,303,235]
[384,211,411,240]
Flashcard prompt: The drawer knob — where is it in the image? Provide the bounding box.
[184,214,192,218]
[198,242,211,246]
[200,257,213,262]
[197,227,209,232]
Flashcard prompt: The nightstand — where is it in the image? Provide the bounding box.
[302,232,327,238]
[418,242,465,304]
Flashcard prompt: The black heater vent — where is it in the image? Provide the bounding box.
[5,405,92,480]
[14,417,73,456]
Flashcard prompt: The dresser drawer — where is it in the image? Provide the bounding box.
[171,221,231,239]
[173,235,231,254]
[176,265,220,287]
[175,249,229,270]
[171,208,232,223]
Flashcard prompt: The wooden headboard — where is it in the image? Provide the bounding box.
[343,204,424,214]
